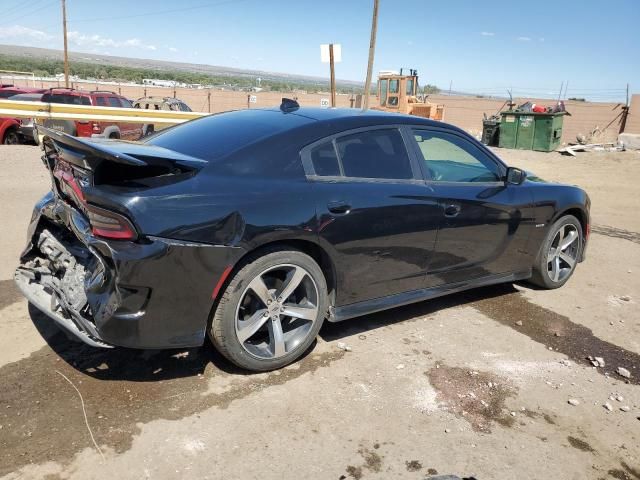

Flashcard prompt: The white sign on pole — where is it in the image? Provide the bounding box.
[320,98,330,108]
[249,95,257,103]
[320,44,342,63]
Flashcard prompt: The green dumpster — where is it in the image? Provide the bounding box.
[498,111,565,152]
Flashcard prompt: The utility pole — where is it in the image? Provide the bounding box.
[448,80,452,96]
[62,0,70,88]
[329,44,336,107]
[362,0,379,111]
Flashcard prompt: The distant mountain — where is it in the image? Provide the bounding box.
[0,44,363,88]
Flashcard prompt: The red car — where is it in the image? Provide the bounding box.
[0,86,46,145]
[40,88,143,140]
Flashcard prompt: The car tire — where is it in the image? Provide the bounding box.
[3,129,20,145]
[529,215,583,289]
[209,248,328,371]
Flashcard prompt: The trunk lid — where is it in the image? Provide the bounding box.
[40,126,206,241]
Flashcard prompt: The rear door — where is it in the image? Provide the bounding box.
[409,128,534,287]
[303,126,441,306]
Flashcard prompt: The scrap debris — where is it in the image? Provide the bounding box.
[559,142,624,156]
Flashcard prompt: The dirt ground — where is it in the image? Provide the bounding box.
[0,145,639,480]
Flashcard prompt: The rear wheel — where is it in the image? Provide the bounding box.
[529,215,582,289]
[209,248,328,371]
[2,129,20,145]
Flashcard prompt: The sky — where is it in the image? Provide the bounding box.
[0,0,638,101]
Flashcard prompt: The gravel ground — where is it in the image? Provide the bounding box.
[0,144,638,480]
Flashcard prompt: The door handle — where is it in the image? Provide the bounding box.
[443,204,461,218]
[327,201,351,215]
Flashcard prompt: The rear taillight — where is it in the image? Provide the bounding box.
[86,204,137,241]
[92,122,100,132]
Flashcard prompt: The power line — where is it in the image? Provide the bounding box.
[69,0,253,24]
[2,0,45,19]
[0,0,58,28]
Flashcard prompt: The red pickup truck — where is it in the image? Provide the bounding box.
[40,88,143,140]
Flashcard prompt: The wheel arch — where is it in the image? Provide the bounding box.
[553,206,589,239]
[210,238,338,318]
[1,121,20,143]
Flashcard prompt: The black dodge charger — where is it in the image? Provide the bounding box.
[15,101,590,371]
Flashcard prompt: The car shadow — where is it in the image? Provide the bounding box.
[319,283,518,341]
[27,303,320,382]
[27,284,518,382]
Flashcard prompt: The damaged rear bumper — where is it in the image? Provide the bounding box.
[15,192,243,349]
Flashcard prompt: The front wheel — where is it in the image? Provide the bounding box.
[529,215,583,289]
[209,248,328,371]
[3,129,20,145]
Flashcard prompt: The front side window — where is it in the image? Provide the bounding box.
[413,130,501,182]
[120,98,133,108]
[406,78,415,96]
[96,97,107,106]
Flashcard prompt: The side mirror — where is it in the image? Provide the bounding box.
[506,167,526,185]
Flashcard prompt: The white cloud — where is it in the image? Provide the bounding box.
[539,37,545,42]
[0,25,52,41]
[480,31,495,36]
[67,31,156,51]
[169,47,178,52]
[517,36,532,41]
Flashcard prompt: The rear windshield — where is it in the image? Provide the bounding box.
[7,94,42,101]
[42,93,91,105]
[0,90,20,98]
[145,109,309,162]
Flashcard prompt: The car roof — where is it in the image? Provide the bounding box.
[136,97,182,103]
[257,106,451,132]
[0,87,46,93]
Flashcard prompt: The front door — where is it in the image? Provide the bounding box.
[409,128,534,287]
[302,126,441,306]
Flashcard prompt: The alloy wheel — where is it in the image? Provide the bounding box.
[546,224,580,282]
[235,264,319,359]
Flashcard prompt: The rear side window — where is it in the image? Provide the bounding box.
[96,97,107,106]
[310,141,341,176]
[42,93,91,105]
[308,129,413,180]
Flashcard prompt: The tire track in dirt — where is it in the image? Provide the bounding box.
[0,306,344,476]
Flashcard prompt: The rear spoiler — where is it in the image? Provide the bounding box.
[38,126,207,171]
